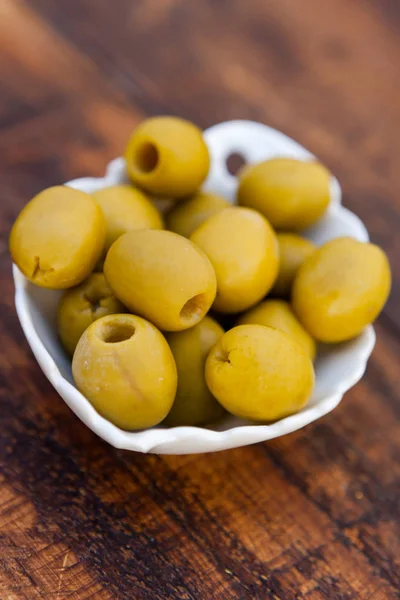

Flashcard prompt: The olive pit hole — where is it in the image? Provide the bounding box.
[133,141,159,173]
[215,349,231,364]
[84,293,102,312]
[226,152,246,176]
[180,293,207,323]
[101,323,136,344]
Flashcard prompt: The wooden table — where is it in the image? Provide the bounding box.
[1,1,399,598]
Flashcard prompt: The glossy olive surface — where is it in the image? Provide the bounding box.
[166,191,230,238]
[271,233,316,297]
[237,158,330,230]
[205,324,315,422]
[292,237,391,342]
[125,116,210,198]
[104,229,217,331]
[191,206,279,313]
[58,273,126,356]
[10,186,105,288]
[164,316,225,426]
[93,185,163,255]
[237,299,316,360]
[72,314,177,430]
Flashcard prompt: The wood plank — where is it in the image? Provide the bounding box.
[0,0,399,598]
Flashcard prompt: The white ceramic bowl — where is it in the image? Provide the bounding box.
[13,120,375,454]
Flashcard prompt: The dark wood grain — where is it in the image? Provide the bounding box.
[0,0,399,598]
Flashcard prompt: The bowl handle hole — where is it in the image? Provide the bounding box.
[225,152,247,176]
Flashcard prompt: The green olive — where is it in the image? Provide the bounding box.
[125,116,210,198]
[190,207,279,313]
[164,316,225,426]
[237,299,316,360]
[292,237,391,342]
[72,314,177,430]
[166,191,230,238]
[205,324,314,422]
[10,186,105,288]
[271,233,316,297]
[104,229,217,331]
[237,158,330,230]
[58,273,126,356]
[93,185,163,255]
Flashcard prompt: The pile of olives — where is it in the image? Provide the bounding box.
[10,116,391,431]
